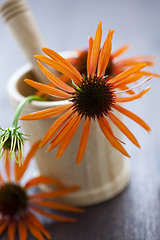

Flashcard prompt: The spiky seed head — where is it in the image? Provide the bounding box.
[0,127,29,165]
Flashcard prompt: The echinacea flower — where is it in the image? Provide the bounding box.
[0,141,83,240]
[20,21,152,163]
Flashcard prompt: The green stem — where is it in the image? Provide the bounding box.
[12,95,44,128]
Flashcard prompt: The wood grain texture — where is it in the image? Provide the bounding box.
[0,0,160,239]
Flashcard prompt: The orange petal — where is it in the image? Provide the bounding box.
[76,118,91,164]
[102,116,113,134]
[111,44,130,59]
[35,55,81,85]
[116,87,150,102]
[31,200,84,213]
[18,219,28,240]
[98,117,130,157]
[0,222,8,235]
[117,85,135,95]
[113,72,143,88]
[89,21,102,77]
[26,222,44,240]
[24,176,63,189]
[42,48,82,82]
[57,115,81,159]
[97,29,114,77]
[30,206,76,223]
[30,186,80,199]
[19,104,72,121]
[116,75,152,95]
[87,37,93,77]
[59,74,70,83]
[40,108,73,147]
[37,61,75,93]
[0,173,4,184]
[114,57,154,68]
[47,112,79,152]
[113,104,151,131]
[8,221,16,240]
[108,63,147,85]
[99,116,125,144]
[15,140,40,182]
[24,79,71,99]
[139,71,160,78]
[109,112,140,148]
[27,211,51,239]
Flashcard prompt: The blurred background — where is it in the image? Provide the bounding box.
[0,0,160,239]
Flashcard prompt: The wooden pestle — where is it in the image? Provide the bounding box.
[0,0,55,84]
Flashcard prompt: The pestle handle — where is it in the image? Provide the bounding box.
[0,0,51,84]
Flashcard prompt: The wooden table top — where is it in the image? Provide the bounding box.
[0,0,160,239]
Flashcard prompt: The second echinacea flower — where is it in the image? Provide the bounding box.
[0,140,83,240]
[20,21,151,163]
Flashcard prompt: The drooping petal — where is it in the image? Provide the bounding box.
[19,104,72,121]
[57,115,81,159]
[30,186,80,199]
[8,221,16,240]
[109,112,140,148]
[24,176,63,189]
[35,55,81,85]
[40,108,73,147]
[27,211,51,239]
[117,85,135,95]
[114,56,155,69]
[47,112,79,152]
[87,37,93,77]
[36,82,55,97]
[76,118,91,164]
[89,21,102,77]
[59,74,70,83]
[98,117,130,157]
[116,75,152,95]
[116,87,150,102]
[37,61,75,93]
[30,206,77,223]
[111,45,130,59]
[0,222,8,235]
[113,104,151,131]
[42,48,82,81]
[18,219,28,240]
[108,63,147,85]
[139,71,160,78]
[97,29,114,77]
[24,79,71,99]
[26,222,44,240]
[31,200,84,213]
[0,174,4,184]
[113,72,143,88]
[15,140,40,182]
[99,115,125,144]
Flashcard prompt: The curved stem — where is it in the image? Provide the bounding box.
[12,95,44,128]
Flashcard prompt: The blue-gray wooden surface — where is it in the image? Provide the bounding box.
[0,0,160,239]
